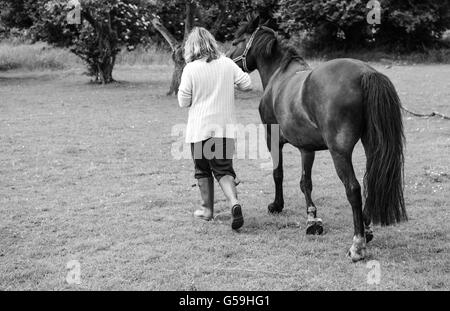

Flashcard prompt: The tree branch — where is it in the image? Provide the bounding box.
[81,9,98,30]
[184,0,196,40]
[151,17,180,51]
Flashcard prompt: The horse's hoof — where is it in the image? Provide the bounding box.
[268,202,283,214]
[347,236,367,262]
[347,247,367,262]
[194,209,213,221]
[365,231,374,243]
[306,218,323,235]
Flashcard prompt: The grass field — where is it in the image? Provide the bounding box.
[0,63,449,290]
[1,41,449,74]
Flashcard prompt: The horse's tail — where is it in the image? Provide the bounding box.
[361,70,407,226]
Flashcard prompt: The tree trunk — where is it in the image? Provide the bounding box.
[152,0,196,95]
[152,17,184,95]
[98,54,115,84]
[184,0,195,39]
[167,47,185,96]
[151,17,179,51]
[81,9,118,84]
[97,21,117,84]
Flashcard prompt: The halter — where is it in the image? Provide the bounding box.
[232,26,277,72]
[232,26,271,72]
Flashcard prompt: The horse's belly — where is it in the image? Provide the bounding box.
[270,71,326,150]
[280,121,327,150]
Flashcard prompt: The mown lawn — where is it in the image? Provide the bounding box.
[0,63,448,290]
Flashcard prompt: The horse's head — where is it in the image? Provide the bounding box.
[227,15,277,73]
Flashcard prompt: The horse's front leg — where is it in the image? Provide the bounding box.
[266,129,285,214]
[300,150,323,235]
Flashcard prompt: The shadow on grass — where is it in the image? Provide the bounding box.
[0,73,58,83]
[84,79,170,91]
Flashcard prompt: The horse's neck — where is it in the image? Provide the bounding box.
[256,55,283,90]
[257,57,309,90]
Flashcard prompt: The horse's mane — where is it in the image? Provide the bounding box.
[280,45,309,72]
[251,28,309,72]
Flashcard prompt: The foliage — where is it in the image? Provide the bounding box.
[377,0,450,50]
[0,0,34,29]
[277,0,450,51]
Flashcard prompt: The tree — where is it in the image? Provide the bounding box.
[150,0,278,95]
[32,0,154,83]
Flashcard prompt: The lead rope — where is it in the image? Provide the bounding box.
[402,106,450,120]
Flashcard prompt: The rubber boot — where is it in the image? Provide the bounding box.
[194,177,214,221]
[218,175,244,230]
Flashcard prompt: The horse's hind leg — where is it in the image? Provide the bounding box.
[363,211,373,243]
[300,150,323,235]
[361,136,374,243]
[330,150,366,262]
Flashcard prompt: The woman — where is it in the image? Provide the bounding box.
[178,27,252,230]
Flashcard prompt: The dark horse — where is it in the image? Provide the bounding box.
[227,17,407,261]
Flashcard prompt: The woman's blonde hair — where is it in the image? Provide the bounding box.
[184,27,221,63]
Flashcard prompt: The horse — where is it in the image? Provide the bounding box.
[227,16,407,262]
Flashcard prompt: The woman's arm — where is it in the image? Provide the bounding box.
[232,61,252,92]
[178,65,193,108]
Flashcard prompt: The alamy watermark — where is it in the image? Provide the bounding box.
[67,0,81,25]
[66,1,382,27]
[366,260,381,285]
[366,0,381,25]
[66,260,81,285]
[171,123,280,170]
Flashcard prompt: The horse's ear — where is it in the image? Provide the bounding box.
[251,15,261,29]
[263,18,278,30]
[246,12,258,22]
